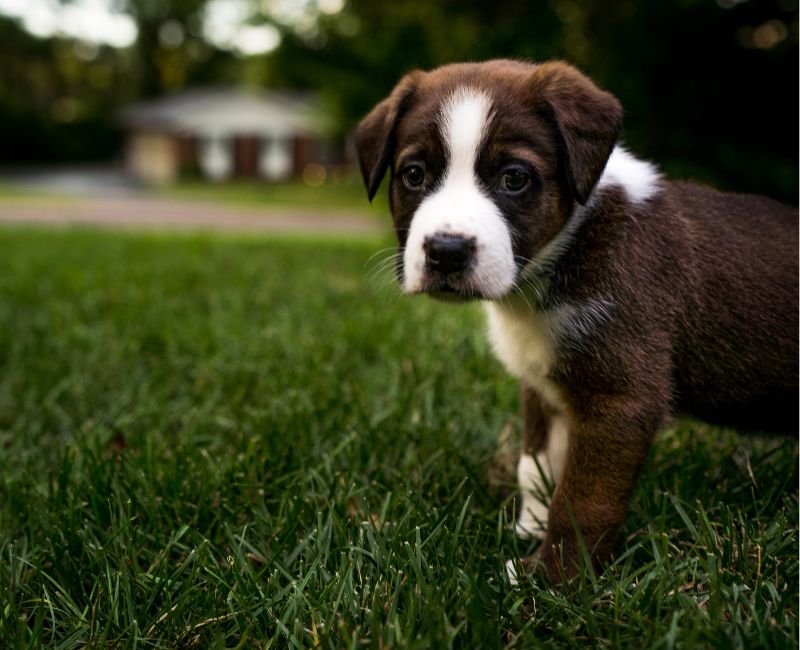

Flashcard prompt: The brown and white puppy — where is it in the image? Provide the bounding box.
[355,59,798,583]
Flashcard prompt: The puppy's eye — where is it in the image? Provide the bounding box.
[499,168,529,194]
[402,164,425,189]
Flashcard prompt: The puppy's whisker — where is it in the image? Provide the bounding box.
[365,247,400,266]
[368,258,401,280]
[366,252,406,302]
[366,251,402,282]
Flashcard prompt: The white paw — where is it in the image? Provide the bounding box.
[515,515,546,540]
[515,494,548,539]
[505,559,519,585]
[516,453,552,540]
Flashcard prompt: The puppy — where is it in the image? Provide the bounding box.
[355,59,798,582]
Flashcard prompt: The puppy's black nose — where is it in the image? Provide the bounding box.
[423,234,476,275]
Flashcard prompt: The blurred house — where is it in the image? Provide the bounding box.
[120,88,337,184]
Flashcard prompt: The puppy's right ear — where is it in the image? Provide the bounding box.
[530,62,623,205]
[355,71,423,201]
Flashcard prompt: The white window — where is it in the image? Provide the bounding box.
[199,134,233,181]
[259,137,292,180]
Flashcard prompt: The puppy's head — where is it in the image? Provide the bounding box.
[356,59,622,301]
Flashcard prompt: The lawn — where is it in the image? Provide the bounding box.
[0,227,796,648]
[0,172,388,218]
[155,176,389,216]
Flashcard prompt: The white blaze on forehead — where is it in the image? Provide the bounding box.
[402,87,517,298]
[439,87,492,180]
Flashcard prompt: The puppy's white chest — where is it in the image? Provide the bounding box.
[485,302,563,409]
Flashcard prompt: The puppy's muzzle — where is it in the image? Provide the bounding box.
[423,233,476,276]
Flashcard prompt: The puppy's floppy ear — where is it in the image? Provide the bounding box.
[532,61,623,205]
[355,71,423,201]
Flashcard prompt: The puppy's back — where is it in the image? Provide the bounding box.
[665,181,797,433]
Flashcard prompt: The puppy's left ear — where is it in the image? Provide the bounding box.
[532,62,623,205]
[355,71,423,201]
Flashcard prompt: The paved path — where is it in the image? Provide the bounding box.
[0,195,387,236]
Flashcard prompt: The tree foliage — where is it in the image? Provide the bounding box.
[267,0,799,201]
[0,0,796,200]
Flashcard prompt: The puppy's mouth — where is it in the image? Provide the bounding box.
[420,275,484,302]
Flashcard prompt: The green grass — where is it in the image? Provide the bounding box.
[0,184,84,204]
[155,175,389,216]
[0,227,796,648]
[0,173,387,217]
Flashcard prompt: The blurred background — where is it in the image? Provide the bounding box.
[0,0,796,213]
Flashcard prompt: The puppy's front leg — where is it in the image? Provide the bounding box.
[536,397,661,582]
[515,386,568,539]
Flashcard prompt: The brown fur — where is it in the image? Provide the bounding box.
[356,59,798,582]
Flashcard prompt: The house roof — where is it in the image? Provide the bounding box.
[120,87,325,138]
